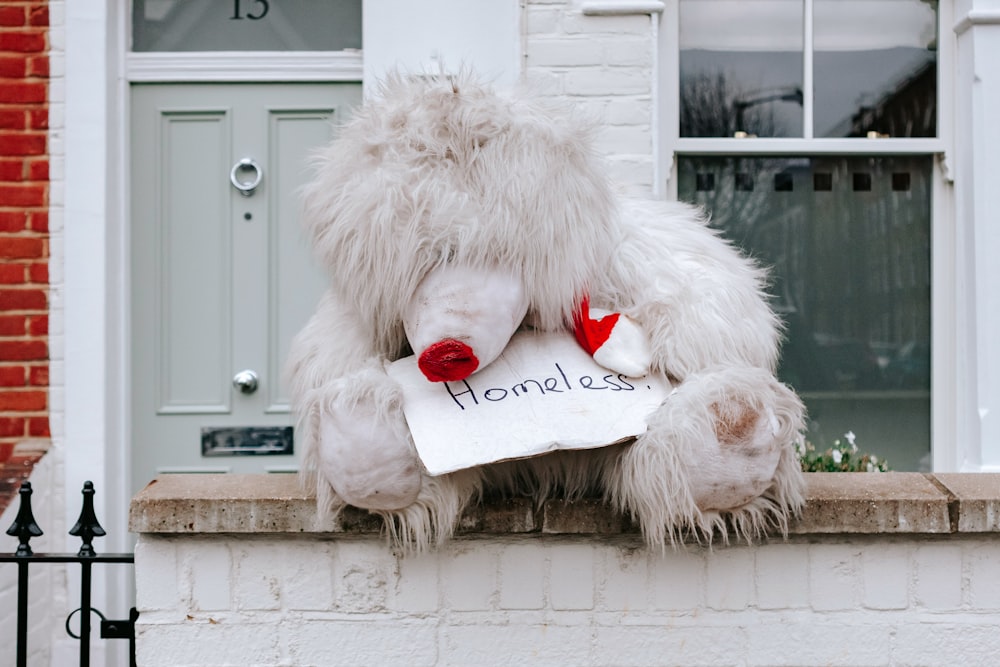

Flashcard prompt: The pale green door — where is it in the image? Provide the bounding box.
[130,83,360,492]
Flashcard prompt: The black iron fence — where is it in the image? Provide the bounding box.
[1,481,137,667]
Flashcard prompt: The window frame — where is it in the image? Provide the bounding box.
[654,0,957,471]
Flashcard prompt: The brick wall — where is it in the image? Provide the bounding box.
[133,533,1000,667]
[524,1,656,191]
[129,473,1000,666]
[0,0,49,463]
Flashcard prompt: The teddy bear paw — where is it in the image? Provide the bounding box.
[688,400,782,512]
[317,397,423,511]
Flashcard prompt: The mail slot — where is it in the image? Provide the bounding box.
[201,427,294,456]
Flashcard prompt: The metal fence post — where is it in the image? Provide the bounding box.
[2,480,137,667]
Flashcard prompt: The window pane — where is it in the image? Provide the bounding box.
[814,0,937,137]
[132,0,362,52]
[679,0,804,138]
[678,155,931,471]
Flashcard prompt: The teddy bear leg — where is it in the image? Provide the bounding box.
[315,367,424,511]
[608,366,805,544]
[377,468,484,551]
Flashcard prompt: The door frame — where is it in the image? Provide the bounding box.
[65,1,363,545]
[64,5,363,653]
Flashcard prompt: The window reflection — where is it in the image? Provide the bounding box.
[680,0,804,138]
[814,0,937,137]
[678,156,932,470]
[132,0,363,52]
[679,0,938,138]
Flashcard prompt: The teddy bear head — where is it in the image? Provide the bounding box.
[300,72,622,377]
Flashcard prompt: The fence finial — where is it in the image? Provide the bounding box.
[5,481,44,557]
[69,481,106,558]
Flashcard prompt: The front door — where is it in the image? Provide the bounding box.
[130,82,361,492]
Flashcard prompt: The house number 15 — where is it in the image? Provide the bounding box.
[231,0,269,20]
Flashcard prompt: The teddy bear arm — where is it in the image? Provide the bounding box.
[609,366,806,544]
[604,206,783,379]
[286,289,393,397]
[288,289,423,512]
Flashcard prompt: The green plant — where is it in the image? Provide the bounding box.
[796,431,890,472]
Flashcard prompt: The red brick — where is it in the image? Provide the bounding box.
[0,6,26,27]
[27,365,46,386]
[0,82,46,104]
[27,416,47,436]
[0,110,25,130]
[27,109,46,130]
[0,264,25,284]
[0,366,27,387]
[0,390,46,411]
[0,183,45,206]
[26,56,47,78]
[27,315,45,336]
[27,211,45,232]
[0,211,27,232]
[0,133,45,156]
[0,315,25,335]
[0,56,26,78]
[0,32,46,53]
[27,262,45,284]
[0,237,43,259]
[0,159,23,180]
[28,6,47,27]
[0,366,25,385]
[0,340,46,361]
[27,159,46,180]
[0,416,25,437]
[0,289,45,310]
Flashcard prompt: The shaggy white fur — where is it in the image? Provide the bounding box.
[286,71,806,550]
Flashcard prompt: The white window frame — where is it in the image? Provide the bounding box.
[654,0,958,471]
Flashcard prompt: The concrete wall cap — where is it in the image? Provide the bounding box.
[128,473,1000,537]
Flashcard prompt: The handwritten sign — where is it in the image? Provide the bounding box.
[387,331,673,476]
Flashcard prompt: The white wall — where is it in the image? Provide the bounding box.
[524,2,657,189]
[362,0,521,88]
[134,532,1000,667]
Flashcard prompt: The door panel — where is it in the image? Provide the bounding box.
[156,110,232,413]
[267,110,335,411]
[130,83,361,491]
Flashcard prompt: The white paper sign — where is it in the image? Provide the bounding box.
[387,331,673,476]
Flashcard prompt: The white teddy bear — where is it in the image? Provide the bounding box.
[287,72,806,549]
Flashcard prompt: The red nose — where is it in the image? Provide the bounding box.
[418,339,480,382]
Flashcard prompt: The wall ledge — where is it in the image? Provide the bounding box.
[127,472,1000,538]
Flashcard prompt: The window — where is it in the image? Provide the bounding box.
[132,0,362,52]
[662,0,944,470]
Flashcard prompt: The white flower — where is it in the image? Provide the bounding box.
[845,431,857,452]
[870,455,878,465]
[832,449,843,464]
[867,462,874,472]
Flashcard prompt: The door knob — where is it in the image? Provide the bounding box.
[230,157,263,196]
[232,369,259,394]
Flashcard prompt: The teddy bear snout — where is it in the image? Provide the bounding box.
[418,338,480,382]
[403,262,530,384]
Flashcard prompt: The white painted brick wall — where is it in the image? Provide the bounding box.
[48,0,65,448]
[134,533,1000,667]
[524,0,656,191]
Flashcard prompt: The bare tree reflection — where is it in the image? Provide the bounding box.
[680,72,791,139]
